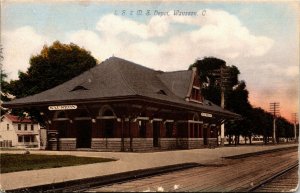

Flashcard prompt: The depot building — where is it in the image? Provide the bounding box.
[3,57,239,151]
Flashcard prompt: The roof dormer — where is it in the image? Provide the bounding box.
[186,67,204,103]
[70,85,88,92]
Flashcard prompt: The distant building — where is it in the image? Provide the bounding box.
[3,57,240,151]
[0,114,40,148]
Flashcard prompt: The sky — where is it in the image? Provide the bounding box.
[1,1,299,121]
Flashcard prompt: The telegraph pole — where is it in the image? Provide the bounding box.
[220,87,225,146]
[269,102,280,144]
[219,66,231,146]
[210,66,231,146]
[292,113,298,142]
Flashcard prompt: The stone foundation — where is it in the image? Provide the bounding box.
[91,138,121,151]
[91,138,153,152]
[187,138,204,149]
[207,138,218,147]
[50,137,218,151]
[130,138,153,152]
[160,138,177,150]
[176,138,189,149]
[176,138,205,149]
[58,138,76,150]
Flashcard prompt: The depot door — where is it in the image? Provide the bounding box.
[76,120,92,148]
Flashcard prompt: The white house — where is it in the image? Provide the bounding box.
[0,114,40,148]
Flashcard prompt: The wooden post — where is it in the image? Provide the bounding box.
[188,122,190,138]
[220,88,225,146]
[269,102,279,144]
[129,118,133,152]
[121,117,124,152]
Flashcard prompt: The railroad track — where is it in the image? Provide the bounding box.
[7,146,298,192]
[224,145,298,159]
[88,149,298,192]
[248,163,299,192]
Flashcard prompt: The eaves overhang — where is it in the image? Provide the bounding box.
[3,95,240,120]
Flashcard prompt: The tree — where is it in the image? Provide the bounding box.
[276,116,294,142]
[8,41,97,98]
[7,41,97,123]
[190,57,227,105]
[0,70,15,115]
[249,108,273,144]
[1,70,10,101]
[191,57,252,144]
[225,80,254,144]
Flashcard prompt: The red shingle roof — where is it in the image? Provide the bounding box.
[5,114,33,123]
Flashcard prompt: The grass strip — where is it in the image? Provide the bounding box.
[0,153,115,173]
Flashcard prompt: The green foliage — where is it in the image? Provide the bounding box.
[276,117,294,140]
[1,70,13,115]
[227,65,240,87]
[8,41,97,98]
[248,108,273,144]
[201,85,221,106]
[226,81,252,116]
[1,70,10,101]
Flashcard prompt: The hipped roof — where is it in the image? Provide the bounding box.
[3,57,239,118]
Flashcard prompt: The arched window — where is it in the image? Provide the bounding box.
[97,105,117,138]
[98,105,116,118]
[103,110,114,116]
[191,113,200,138]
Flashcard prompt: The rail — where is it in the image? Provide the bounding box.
[247,161,299,192]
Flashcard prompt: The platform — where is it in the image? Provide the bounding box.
[0,143,298,191]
